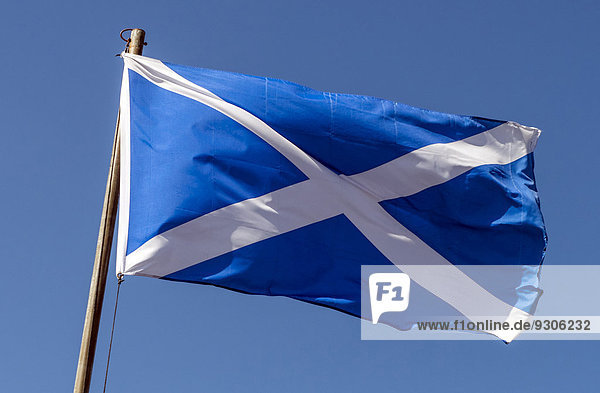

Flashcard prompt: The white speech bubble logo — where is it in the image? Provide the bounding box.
[369,273,411,324]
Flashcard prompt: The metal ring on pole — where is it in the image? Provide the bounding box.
[119,28,133,42]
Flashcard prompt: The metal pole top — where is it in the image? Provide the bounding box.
[120,28,146,55]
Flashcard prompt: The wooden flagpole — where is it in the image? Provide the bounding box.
[73,28,146,393]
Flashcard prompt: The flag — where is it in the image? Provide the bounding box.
[116,53,547,341]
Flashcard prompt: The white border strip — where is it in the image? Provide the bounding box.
[116,60,132,275]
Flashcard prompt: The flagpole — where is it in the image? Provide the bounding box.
[73,28,146,393]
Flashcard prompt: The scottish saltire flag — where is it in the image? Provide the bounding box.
[116,53,546,341]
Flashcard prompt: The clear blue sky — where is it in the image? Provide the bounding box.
[1,1,598,392]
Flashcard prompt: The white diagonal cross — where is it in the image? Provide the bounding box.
[118,53,540,341]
